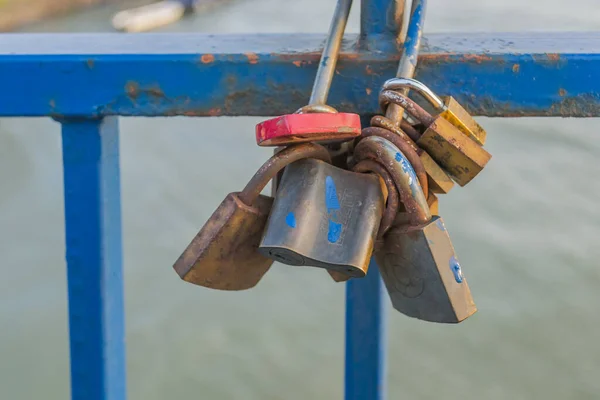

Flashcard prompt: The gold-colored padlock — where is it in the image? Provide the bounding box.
[354,136,477,324]
[383,77,487,145]
[173,143,331,291]
[258,158,385,278]
[379,90,491,187]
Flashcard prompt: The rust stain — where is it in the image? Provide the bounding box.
[461,54,493,64]
[292,60,302,67]
[147,86,165,99]
[365,65,374,75]
[512,64,520,73]
[125,81,140,99]
[559,88,567,97]
[86,59,94,69]
[207,107,222,116]
[547,53,560,61]
[340,52,359,60]
[200,54,215,64]
[245,52,259,64]
[366,88,372,95]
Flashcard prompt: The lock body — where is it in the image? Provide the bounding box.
[376,216,476,323]
[419,150,454,194]
[256,113,361,146]
[259,158,384,277]
[440,96,487,145]
[417,117,491,187]
[173,193,274,290]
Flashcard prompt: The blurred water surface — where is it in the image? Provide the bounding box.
[1,0,600,399]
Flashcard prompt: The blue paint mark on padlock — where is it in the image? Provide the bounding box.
[325,176,340,212]
[328,220,342,243]
[325,176,342,243]
[285,212,296,228]
[450,256,464,283]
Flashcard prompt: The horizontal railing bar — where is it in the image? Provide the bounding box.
[1,32,599,117]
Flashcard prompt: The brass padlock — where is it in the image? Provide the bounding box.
[354,136,477,324]
[258,158,385,278]
[379,90,491,187]
[383,77,487,145]
[173,143,331,291]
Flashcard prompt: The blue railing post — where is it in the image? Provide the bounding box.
[60,117,126,400]
[345,258,388,400]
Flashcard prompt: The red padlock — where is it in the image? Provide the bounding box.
[255,110,361,147]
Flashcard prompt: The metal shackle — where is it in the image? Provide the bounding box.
[358,126,429,197]
[352,159,400,238]
[353,136,431,226]
[378,90,435,127]
[382,77,446,111]
[239,143,332,206]
[308,0,353,106]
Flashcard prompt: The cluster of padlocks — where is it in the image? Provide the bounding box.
[172,0,491,324]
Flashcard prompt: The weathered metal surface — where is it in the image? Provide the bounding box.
[173,143,331,290]
[2,33,600,117]
[61,117,126,400]
[380,89,492,187]
[259,158,384,277]
[353,136,431,226]
[383,77,487,145]
[376,215,477,323]
[255,112,361,146]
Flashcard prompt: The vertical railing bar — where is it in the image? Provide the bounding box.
[360,0,401,43]
[344,259,388,400]
[61,117,126,400]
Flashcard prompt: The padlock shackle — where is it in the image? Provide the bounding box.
[239,143,332,206]
[308,0,353,106]
[371,115,421,143]
[353,159,399,239]
[379,90,435,127]
[359,126,429,197]
[295,104,338,114]
[382,78,445,111]
[353,136,431,225]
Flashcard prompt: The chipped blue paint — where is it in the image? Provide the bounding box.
[3,33,600,117]
[328,220,343,243]
[325,176,341,212]
[325,176,342,243]
[450,256,464,283]
[285,212,296,228]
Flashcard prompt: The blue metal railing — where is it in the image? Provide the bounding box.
[1,0,600,399]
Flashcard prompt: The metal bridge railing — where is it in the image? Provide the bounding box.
[1,0,598,399]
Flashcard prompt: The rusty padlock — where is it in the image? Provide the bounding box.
[360,122,454,195]
[173,143,331,290]
[379,90,491,187]
[383,77,487,145]
[258,157,385,278]
[354,136,477,323]
[255,0,360,146]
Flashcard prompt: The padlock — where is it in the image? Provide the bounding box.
[173,143,332,290]
[325,157,401,284]
[258,158,385,278]
[255,0,361,146]
[361,123,454,195]
[379,90,491,187]
[383,77,487,145]
[354,136,477,323]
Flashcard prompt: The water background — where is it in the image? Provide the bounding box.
[1,0,600,398]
